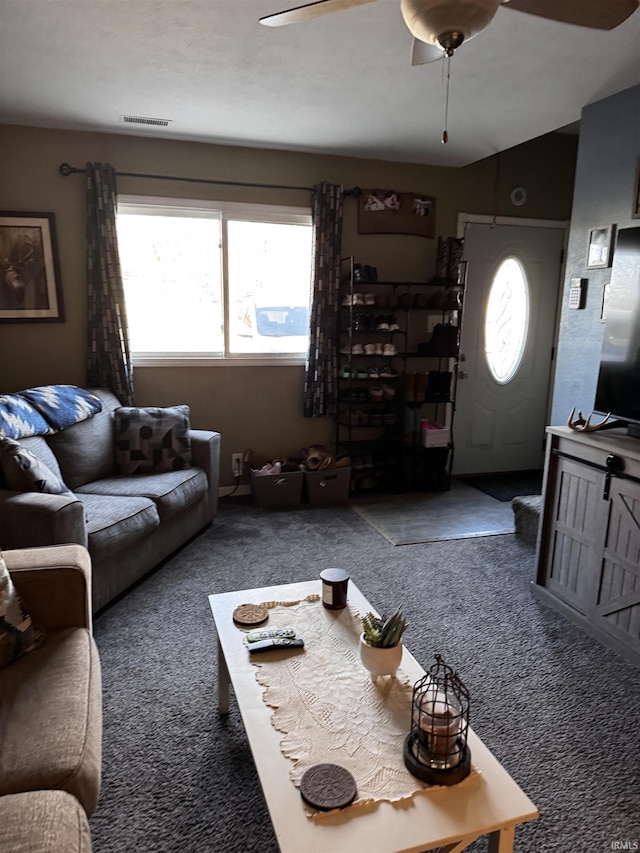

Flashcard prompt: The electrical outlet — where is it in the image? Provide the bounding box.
[231,453,243,478]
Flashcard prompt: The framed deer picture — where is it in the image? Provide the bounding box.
[0,211,64,322]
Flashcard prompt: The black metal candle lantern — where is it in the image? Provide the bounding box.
[404,654,471,786]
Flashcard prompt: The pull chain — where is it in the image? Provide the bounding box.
[442,52,452,144]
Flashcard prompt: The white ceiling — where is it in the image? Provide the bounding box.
[1,0,639,167]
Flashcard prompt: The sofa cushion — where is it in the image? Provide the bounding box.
[0,551,44,668]
[46,389,121,489]
[114,405,192,474]
[0,437,74,497]
[77,467,208,520]
[18,385,103,431]
[0,393,53,439]
[0,790,91,853]
[76,492,160,559]
[0,627,102,815]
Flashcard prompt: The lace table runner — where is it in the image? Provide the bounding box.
[249,597,478,816]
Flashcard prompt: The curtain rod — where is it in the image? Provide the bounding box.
[59,162,361,197]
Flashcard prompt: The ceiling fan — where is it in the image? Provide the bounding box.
[260,0,639,65]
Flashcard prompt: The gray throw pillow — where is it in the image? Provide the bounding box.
[114,405,192,475]
[0,436,74,496]
[0,551,44,668]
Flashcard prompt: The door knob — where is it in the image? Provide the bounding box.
[458,370,468,379]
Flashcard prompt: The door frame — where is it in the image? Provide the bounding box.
[456,213,569,435]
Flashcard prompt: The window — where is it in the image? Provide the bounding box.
[116,197,313,360]
[484,256,530,384]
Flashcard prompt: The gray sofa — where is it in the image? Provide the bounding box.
[0,389,221,612]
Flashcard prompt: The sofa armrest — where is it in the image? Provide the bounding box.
[0,490,88,550]
[190,430,221,518]
[4,544,93,631]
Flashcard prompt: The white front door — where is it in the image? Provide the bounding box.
[452,220,566,476]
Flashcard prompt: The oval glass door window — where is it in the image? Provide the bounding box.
[484,257,530,384]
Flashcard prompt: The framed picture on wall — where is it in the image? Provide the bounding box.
[586,224,615,270]
[0,211,64,322]
[633,159,640,219]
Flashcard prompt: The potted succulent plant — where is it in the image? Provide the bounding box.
[359,606,407,680]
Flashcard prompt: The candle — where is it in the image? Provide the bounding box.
[417,690,460,759]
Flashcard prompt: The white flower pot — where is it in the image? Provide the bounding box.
[359,633,403,681]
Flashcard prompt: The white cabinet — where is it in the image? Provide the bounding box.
[533,426,640,665]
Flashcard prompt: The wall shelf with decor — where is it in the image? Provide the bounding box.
[335,241,466,495]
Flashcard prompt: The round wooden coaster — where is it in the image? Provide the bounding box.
[232,603,269,627]
[299,763,357,811]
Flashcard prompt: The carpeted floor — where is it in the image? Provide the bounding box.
[459,470,544,502]
[90,498,639,853]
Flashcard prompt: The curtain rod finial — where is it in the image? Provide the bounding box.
[59,162,74,176]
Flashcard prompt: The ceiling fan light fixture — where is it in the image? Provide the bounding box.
[400,0,501,47]
[437,30,465,53]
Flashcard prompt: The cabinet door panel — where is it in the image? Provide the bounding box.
[544,457,603,613]
[595,480,640,652]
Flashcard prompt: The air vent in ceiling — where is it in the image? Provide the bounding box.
[120,115,172,128]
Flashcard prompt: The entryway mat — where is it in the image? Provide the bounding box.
[458,470,543,502]
[351,479,515,546]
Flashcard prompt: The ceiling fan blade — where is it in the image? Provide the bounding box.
[410,38,445,66]
[260,0,378,27]
[502,0,639,30]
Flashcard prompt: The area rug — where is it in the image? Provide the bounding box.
[459,469,544,502]
[351,479,515,545]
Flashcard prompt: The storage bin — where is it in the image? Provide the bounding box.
[421,419,451,448]
[305,468,351,505]
[250,469,304,509]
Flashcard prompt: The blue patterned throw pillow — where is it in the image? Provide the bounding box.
[0,394,53,440]
[114,405,192,475]
[18,385,103,432]
[0,551,44,669]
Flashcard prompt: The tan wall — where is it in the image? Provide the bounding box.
[0,124,577,484]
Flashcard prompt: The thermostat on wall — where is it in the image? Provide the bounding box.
[569,278,587,309]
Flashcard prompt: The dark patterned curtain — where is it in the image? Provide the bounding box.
[86,162,134,405]
[304,182,344,417]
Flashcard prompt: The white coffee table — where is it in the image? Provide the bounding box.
[209,579,538,853]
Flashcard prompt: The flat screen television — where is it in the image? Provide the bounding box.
[594,225,640,436]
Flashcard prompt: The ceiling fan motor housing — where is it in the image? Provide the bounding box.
[400,0,501,46]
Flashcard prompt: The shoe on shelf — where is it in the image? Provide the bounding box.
[352,293,365,306]
[369,385,384,401]
[352,313,367,332]
[364,343,376,356]
[368,365,380,379]
[338,364,353,378]
[383,343,397,356]
[374,342,384,356]
[375,316,390,331]
[382,384,396,400]
[341,294,353,306]
[353,365,369,379]
[351,343,364,355]
[340,343,352,355]
[387,315,400,331]
[364,293,376,306]
[380,365,398,379]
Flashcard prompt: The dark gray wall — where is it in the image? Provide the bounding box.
[550,84,640,426]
